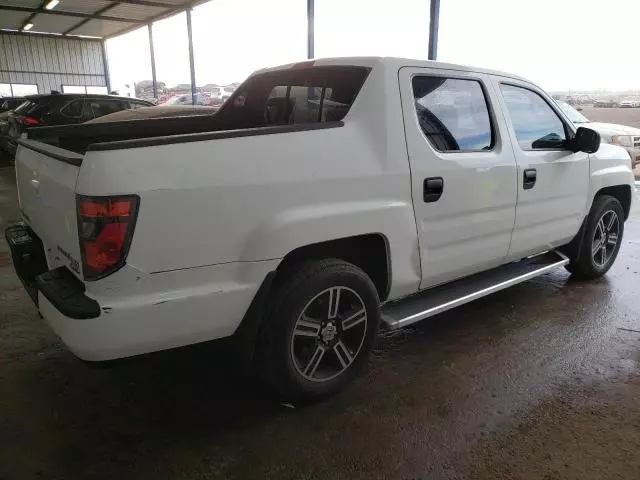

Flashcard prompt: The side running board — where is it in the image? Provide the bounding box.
[381,251,569,330]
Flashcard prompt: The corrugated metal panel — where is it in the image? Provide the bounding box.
[0,32,106,94]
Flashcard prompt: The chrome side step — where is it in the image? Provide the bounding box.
[381,251,569,330]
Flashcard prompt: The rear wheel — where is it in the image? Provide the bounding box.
[256,259,380,403]
[565,195,624,279]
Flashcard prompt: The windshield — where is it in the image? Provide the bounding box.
[556,100,590,124]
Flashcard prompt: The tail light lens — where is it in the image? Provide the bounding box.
[77,195,139,280]
[22,116,40,126]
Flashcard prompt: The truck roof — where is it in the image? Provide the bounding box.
[253,56,530,84]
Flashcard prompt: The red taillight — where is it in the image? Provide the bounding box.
[22,116,39,126]
[77,195,139,280]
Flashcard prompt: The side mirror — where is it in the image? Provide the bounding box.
[572,126,600,154]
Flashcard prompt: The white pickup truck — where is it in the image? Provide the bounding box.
[6,57,635,402]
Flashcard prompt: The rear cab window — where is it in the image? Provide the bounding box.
[217,65,371,129]
[411,76,494,152]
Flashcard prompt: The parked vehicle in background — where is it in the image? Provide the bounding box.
[222,85,236,101]
[207,86,237,105]
[0,114,11,155]
[1,98,27,152]
[163,93,209,106]
[619,98,640,108]
[556,100,640,167]
[594,98,618,108]
[0,97,26,113]
[566,95,592,106]
[209,87,222,103]
[6,57,634,403]
[4,94,152,157]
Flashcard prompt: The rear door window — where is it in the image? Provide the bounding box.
[86,99,127,119]
[411,76,494,152]
[60,99,84,120]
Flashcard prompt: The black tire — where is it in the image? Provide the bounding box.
[256,259,380,404]
[564,195,624,279]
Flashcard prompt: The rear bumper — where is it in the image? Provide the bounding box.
[6,223,277,362]
[6,223,100,319]
[5,223,47,303]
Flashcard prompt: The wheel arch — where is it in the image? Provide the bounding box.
[560,184,631,264]
[274,233,392,303]
[594,184,632,220]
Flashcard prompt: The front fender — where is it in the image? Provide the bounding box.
[589,144,635,209]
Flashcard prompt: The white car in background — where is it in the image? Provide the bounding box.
[557,100,640,167]
[619,98,639,108]
[222,85,236,100]
[208,86,236,104]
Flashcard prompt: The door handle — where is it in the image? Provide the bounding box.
[30,178,39,189]
[423,177,444,202]
[523,169,537,190]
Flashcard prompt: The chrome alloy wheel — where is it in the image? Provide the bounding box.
[592,209,620,267]
[290,286,368,382]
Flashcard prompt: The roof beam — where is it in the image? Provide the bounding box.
[104,0,205,39]
[20,0,45,31]
[106,0,179,7]
[64,2,118,35]
[0,5,147,24]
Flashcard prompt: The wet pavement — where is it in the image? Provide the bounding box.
[0,164,639,479]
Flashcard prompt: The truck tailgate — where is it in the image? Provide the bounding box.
[16,139,84,278]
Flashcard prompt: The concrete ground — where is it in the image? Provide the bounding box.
[581,105,640,128]
[1,164,640,480]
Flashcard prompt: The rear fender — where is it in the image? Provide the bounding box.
[240,200,421,299]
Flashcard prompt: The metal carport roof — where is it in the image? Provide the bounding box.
[0,0,203,39]
[0,0,441,105]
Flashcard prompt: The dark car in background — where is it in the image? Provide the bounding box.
[0,97,26,157]
[4,93,153,157]
[0,97,26,113]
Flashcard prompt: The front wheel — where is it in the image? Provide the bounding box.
[565,195,624,279]
[256,259,381,403]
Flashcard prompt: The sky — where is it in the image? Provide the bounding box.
[106,0,640,93]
